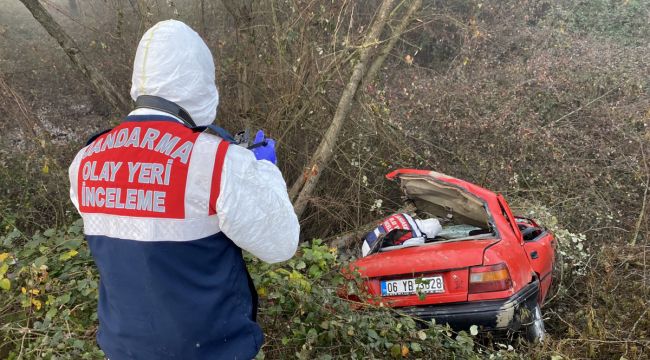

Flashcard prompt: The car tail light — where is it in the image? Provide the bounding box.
[468,263,512,293]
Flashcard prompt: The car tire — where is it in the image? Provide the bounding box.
[524,303,546,343]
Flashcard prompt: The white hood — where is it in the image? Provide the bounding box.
[130,20,218,127]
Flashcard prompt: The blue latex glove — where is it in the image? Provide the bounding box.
[251,130,277,165]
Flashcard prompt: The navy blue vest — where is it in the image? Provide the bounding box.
[77,117,262,359]
[88,232,262,359]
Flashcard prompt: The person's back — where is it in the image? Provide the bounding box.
[68,20,299,359]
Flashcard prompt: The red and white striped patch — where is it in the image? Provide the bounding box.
[74,121,230,242]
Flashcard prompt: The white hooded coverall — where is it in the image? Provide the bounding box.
[68,20,299,360]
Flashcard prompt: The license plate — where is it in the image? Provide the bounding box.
[381,276,444,296]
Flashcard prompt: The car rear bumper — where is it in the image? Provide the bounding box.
[398,280,540,331]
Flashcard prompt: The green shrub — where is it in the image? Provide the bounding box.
[250,240,521,359]
[0,220,104,359]
[0,154,75,236]
[548,0,650,44]
[1,224,521,359]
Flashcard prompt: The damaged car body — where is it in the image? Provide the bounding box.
[346,169,556,342]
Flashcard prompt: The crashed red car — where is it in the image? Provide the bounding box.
[347,169,556,342]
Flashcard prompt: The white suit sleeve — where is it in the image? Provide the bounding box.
[217,145,299,263]
[69,147,87,215]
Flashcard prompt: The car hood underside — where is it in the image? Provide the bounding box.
[399,173,490,229]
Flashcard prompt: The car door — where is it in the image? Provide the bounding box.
[497,195,555,303]
[522,229,555,303]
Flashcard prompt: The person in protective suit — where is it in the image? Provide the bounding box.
[68,20,299,359]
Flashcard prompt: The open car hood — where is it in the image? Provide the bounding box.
[386,169,492,229]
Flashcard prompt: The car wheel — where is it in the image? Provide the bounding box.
[524,303,546,343]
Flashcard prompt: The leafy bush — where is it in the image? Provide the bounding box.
[0,154,75,235]
[548,0,650,44]
[518,205,590,278]
[0,220,103,359]
[250,239,520,359]
[1,224,523,359]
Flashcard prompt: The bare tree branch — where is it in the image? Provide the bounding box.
[0,76,47,149]
[363,0,422,86]
[290,0,396,218]
[221,0,254,29]
[221,0,256,115]
[136,0,153,29]
[18,0,131,114]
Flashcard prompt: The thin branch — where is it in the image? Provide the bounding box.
[18,0,131,113]
[544,86,619,128]
[631,144,648,246]
[363,0,422,86]
[290,0,396,215]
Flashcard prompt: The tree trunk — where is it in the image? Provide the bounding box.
[290,0,396,218]
[18,0,131,114]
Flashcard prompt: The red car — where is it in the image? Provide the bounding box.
[348,169,556,342]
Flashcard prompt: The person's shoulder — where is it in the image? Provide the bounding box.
[196,130,231,146]
[197,132,253,162]
[223,141,253,160]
